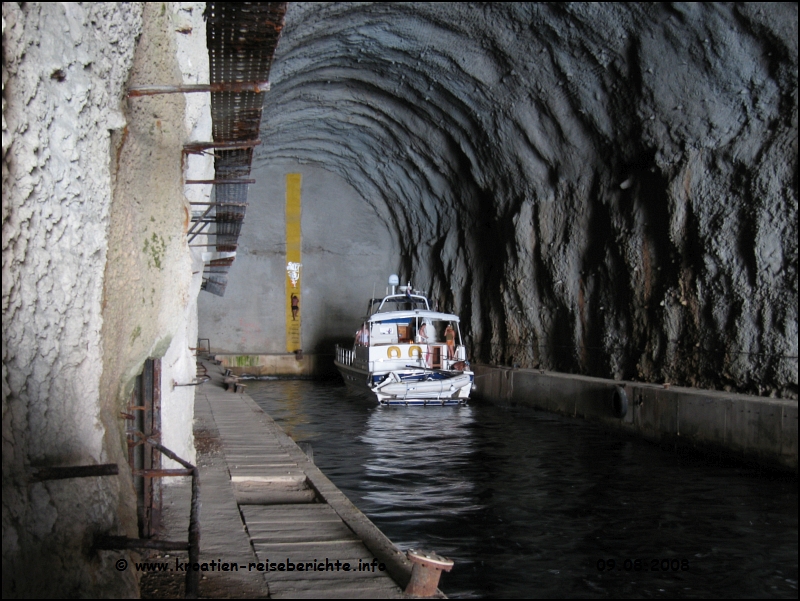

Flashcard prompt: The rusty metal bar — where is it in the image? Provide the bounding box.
[189,243,237,248]
[187,465,200,596]
[142,359,155,537]
[94,535,189,552]
[137,435,200,598]
[151,358,163,533]
[185,179,255,185]
[184,140,261,153]
[128,81,270,97]
[187,206,215,243]
[133,468,194,478]
[30,464,119,482]
[173,376,211,387]
[188,222,213,236]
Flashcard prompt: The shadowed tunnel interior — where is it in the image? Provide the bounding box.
[1,3,796,598]
[237,2,798,397]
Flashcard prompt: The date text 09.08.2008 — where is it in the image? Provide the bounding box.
[597,558,689,572]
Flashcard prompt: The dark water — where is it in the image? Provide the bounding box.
[248,379,797,599]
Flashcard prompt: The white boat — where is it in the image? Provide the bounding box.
[334,275,474,405]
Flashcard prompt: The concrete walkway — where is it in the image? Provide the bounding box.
[144,364,416,598]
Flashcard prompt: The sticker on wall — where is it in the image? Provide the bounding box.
[285,173,302,352]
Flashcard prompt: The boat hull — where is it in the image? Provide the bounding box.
[334,359,473,406]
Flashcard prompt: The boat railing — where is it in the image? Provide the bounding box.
[335,345,354,366]
[366,343,467,368]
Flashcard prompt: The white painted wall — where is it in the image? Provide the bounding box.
[198,160,400,357]
[158,2,213,471]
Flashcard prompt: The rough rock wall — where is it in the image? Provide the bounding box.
[2,2,205,596]
[2,3,143,596]
[260,2,797,397]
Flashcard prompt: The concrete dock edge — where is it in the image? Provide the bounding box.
[473,364,798,472]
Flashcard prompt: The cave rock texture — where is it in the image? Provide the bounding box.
[260,3,797,397]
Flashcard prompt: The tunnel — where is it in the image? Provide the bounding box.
[201,2,797,398]
[2,2,797,597]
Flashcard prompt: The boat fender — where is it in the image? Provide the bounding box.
[408,345,422,359]
[387,346,401,359]
[612,385,628,418]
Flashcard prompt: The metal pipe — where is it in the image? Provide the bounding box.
[185,179,255,185]
[183,140,261,153]
[132,468,194,478]
[187,225,211,243]
[173,376,211,387]
[187,205,214,241]
[30,464,119,482]
[94,536,188,552]
[187,466,200,597]
[189,243,238,248]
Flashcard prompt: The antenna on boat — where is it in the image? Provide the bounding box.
[388,274,399,296]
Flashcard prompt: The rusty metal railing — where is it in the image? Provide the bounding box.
[96,435,201,598]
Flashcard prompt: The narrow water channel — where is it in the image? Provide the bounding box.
[248,379,797,599]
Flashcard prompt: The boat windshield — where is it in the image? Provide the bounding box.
[368,294,430,314]
[367,315,462,347]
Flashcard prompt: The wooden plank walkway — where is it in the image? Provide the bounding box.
[153,362,422,598]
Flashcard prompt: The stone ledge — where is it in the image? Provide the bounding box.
[473,364,797,472]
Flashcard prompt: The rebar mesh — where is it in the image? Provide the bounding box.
[215,202,248,222]
[200,2,287,282]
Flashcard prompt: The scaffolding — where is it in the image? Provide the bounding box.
[197,2,288,295]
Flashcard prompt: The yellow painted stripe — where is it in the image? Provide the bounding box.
[285,173,302,352]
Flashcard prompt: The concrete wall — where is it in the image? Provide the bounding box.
[159,2,213,471]
[199,160,399,359]
[214,352,336,378]
[474,364,798,472]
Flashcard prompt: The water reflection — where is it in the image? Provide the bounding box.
[248,380,798,599]
[360,406,479,529]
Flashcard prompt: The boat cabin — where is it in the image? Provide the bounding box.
[351,309,467,372]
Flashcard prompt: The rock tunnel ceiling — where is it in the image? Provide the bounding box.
[254,2,797,397]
